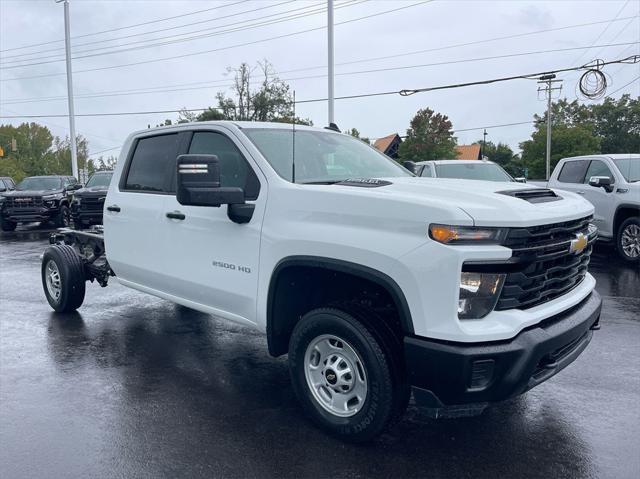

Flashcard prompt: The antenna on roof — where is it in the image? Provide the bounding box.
[292,90,296,184]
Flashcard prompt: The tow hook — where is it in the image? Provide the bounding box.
[590,316,601,330]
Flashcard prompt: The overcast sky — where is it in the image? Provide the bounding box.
[1,0,639,160]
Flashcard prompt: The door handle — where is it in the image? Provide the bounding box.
[576,191,585,195]
[107,205,121,212]
[166,211,186,220]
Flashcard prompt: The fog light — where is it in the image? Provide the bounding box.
[469,359,495,390]
[458,272,505,319]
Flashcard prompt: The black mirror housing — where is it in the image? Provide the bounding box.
[176,154,245,207]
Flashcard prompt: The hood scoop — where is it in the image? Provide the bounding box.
[497,188,561,204]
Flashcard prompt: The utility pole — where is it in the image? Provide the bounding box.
[537,74,562,180]
[57,0,78,180]
[327,0,335,125]
[481,129,488,160]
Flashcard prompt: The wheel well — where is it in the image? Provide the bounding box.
[267,258,413,357]
[614,205,640,234]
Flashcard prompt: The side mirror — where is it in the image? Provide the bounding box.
[0,186,6,192]
[176,154,245,207]
[402,161,416,174]
[514,177,527,183]
[588,176,613,192]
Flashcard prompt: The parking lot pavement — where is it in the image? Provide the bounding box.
[1,227,639,479]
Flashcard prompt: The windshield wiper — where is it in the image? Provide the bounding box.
[299,180,343,185]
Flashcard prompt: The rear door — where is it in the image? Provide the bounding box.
[160,128,266,325]
[104,132,181,291]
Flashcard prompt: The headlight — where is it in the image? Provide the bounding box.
[458,272,505,319]
[429,224,508,244]
[42,193,63,201]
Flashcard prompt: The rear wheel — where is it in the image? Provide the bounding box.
[41,245,86,312]
[616,217,640,262]
[0,217,17,232]
[288,308,401,442]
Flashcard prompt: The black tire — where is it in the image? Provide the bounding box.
[0,217,17,232]
[41,245,86,312]
[55,204,71,228]
[288,308,399,442]
[616,216,640,263]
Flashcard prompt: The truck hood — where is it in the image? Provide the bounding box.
[2,189,64,197]
[75,186,108,196]
[339,177,594,227]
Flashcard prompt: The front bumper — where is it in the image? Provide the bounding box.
[2,207,59,222]
[405,290,602,406]
[71,208,104,225]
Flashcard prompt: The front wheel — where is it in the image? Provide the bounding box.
[41,245,86,312]
[0,217,17,232]
[55,205,71,228]
[616,217,640,262]
[288,308,398,442]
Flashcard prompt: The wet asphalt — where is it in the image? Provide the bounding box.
[0,225,639,479]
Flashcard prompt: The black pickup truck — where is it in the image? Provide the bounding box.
[71,171,113,229]
[0,175,81,231]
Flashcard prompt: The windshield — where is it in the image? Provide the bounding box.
[243,128,411,183]
[435,163,513,182]
[86,172,113,187]
[16,177,63,191]
[612,157,640,182]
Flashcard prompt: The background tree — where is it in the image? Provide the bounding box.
[93,155,118,171]
[345,127,370,144]
[196,60,311,125]
[399,108,457,162]
[520,124,600,179]
[520,94,637,178]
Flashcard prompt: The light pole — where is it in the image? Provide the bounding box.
[57,0,78,180]
[327,0,335,125]
[537,74,562,180]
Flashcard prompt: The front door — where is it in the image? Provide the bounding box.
[581,159,617,237]
[161,128,266,325]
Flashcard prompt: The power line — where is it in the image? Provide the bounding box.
[4,0,400,72]
[2,54,637,120]
[1,0,338,66]
[607,75,640,95]
[1,41,636,107]
[571,0,631,67]
[0,0,251,53]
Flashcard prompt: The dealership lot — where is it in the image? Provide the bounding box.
[1,226,639,479]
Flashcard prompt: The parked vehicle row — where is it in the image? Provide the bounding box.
[0,172,113,232]
[41,121,602,442]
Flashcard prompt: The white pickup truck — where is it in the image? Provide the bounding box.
[530,154,639,262]
[41,121,602,441]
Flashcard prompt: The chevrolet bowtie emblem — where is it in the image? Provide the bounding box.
[569,232,588,254]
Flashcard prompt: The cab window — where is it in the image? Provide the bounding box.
[124,134,179,193]
[557,160,589,183]
[187,131,260,200]
[584,160,614,184]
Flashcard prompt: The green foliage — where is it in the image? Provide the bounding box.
[398,108,457,162]
[520,124,601,179]
[93,155,117,171]
[0,122,90,181]
[195,61,312,125]
[521,95,639,178]
[345,127,370,144]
